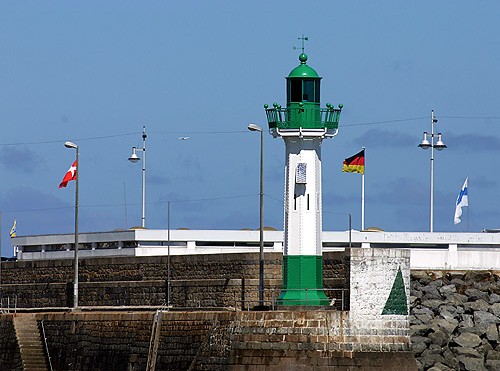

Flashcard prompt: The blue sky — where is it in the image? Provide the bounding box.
[1,1,499,256]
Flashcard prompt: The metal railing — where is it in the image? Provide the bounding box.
[0,294,17,314]
[40,320,54,371]
[265,106,342,130]
[233,288,349,311]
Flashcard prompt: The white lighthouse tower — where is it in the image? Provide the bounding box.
[264,50,342,306]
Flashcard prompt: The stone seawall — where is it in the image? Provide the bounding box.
[411,270,500,370]
[0,316,22,370]
[0,252,350,310]
[1,311,416,371]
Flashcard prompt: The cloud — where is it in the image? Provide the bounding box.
[445,133,500,152]
[148,173,171,185]
[353,129,415,148]
[0,146,41,173]
[0,187,74,255]
[472,175,497,189]
[372,177,427,206]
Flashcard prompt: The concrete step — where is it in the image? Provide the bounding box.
[13,315,49,371]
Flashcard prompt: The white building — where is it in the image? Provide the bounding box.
[11,228,500,270]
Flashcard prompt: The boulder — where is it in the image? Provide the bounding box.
[457,356,487,371]
[452,346,482,358]
[413,306,434,316]
[409,314,421,325]
[477,339,494,356]
[474,310,500,328]
[411,340,428,355]
[443,348,460,370]
[464,270,492,283]
[457,325,487,336]
[412,271,433,285]
[447,293,469,306]
[465,288,489,302]
[421,299,444,311]
[409,295,419,306]
[429,329,449,347]
[422,284,443,300]
[486,349,500,360]
[464,299,490,313]
[439,284,457,297]
[416,312,433,324]
[489,282,500,295]
[486,359,500,370]
[431,318,458,336]
[474,281,494,292]
[420,348,446,369]
[489,293,500,304]
[430,362,454,371]
[490,303,500,317]
[486,323,499,342]
[454,332,482,348]
[411,324,433,337]
[460,314,475,328]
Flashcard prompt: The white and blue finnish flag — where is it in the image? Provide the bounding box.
[454,177,469,225]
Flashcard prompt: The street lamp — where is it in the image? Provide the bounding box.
[418,110,447,232]
[248,123,265,309]
[128,126,147,228]
[64,140,79,309]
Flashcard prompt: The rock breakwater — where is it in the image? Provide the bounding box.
[411,271,500,370]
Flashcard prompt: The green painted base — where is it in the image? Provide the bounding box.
[277,288,329,306]
[277,255,329,306]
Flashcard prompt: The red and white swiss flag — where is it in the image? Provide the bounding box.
[59,160,77,188]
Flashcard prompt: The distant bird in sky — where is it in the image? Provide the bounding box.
[178,137,190,140]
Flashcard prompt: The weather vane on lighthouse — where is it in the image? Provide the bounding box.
[294,34,309,53]
[264,37,343,306]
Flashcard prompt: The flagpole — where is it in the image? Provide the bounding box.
[0,211,2,308]
[361,147,365,231]
[467,178,470,232]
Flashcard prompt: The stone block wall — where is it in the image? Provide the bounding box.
[36,311,236,371]
[1,310,416,371]
[0,251,350,310]
[0,315,22,370]
[349,248,411,352]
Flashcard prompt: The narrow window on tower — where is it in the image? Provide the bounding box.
[307,194,310,210]
[296,163,307,184]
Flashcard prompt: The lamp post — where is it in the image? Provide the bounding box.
[418,110,447,232]
[248,123,265,308]
[64,141,79,309]
[167,201,171,307]
[128,126,147,228]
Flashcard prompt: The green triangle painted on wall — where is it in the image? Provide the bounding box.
[382,267,408,315]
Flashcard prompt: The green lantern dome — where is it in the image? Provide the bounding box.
[287,53,320,79]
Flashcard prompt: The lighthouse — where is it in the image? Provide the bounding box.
[264,50,342,306]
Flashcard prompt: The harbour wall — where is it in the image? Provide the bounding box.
[0,252,350,309]
[0,310,415,371]
[0,249,415,370]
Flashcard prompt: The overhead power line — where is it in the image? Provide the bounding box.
[1,194,256,213]
[342,116,427,127]
[1,115,498,147]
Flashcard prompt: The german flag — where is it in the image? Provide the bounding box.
[342,149,365,174]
